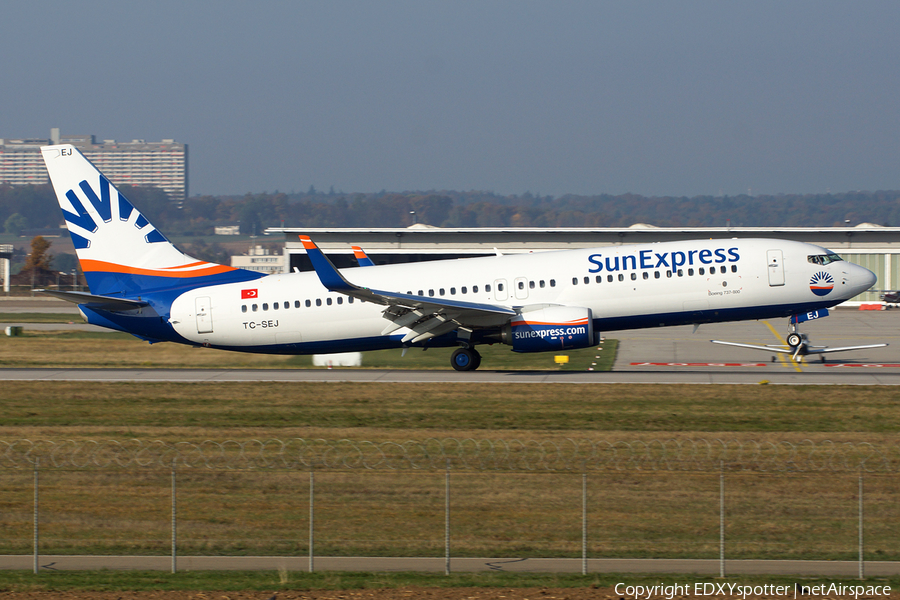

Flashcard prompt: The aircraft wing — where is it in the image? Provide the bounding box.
[711,340,795,354]
[802,343,888,355]
[299,236,516,343]
[37,289,149,311]
[711,339,888,356]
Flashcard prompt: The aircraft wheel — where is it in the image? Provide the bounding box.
[786,333,802,348]
[470,348,482,370]
[451,348,480,371]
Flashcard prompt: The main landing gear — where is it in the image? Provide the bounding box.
[451,347,482,371]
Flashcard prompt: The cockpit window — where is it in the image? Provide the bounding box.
[808,253,844,265]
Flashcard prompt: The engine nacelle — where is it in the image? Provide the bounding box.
[501,306,597,353]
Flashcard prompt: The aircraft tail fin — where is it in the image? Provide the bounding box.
[352,245,376,267]
[41,145,260,296]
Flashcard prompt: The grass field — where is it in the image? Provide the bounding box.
[0,313,82,323]
[2,380,900,563]
[3,570,896,594]
[1,327,899,587]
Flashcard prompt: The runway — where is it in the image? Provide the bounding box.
[2,305,900,384]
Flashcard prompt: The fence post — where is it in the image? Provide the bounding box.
[858,471,864,580]
[171,465,177,574]
[33,458,39,575]
[719,461,725,578]
[445,459,451,576]
[582,468,588,576]
[309,468,315,573]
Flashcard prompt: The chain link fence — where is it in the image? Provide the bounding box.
[3,438,899,577]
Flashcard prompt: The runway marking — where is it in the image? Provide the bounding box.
[630,362,768,367]
[825,363,900,368]
[762,320,803,372]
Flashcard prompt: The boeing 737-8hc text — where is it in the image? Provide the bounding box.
[40,145,877,371]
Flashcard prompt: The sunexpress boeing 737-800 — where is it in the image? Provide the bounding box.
[39,144,878,371]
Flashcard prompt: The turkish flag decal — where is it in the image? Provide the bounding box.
[241,289,258,299]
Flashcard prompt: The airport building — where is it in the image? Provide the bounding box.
[0,129,188,202]
[230,244,286,275]
[266,224,900,304]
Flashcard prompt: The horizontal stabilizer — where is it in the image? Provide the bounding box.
[37,289,149,311]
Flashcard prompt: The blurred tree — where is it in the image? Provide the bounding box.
[4,213,27,235]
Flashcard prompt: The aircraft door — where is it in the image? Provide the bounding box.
[514,277,529,300]
[494,279,508,301]
[195,296,213,334]
[767,250,785,286]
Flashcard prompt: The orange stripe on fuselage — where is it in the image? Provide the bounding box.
[79,259,236,278]
[510,318,589,327]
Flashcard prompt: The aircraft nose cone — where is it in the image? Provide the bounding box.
[854,264,877,293]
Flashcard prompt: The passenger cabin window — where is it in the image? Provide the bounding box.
[273,302,279,310]
[305,300,311,307]
[326,298,332,306]
[529,281,535,289]
[643,272,649,280]
[572,277,578,285]
[618,274,624,282]
[654,271,660,279]
[607,274,613,282]
[295,301,301,308]
[540,280,545,288]
[440,288,445,295]
[349,297,354,303]
[473,285,479,293]
[595,276,602,283]
[699,267,705,275]
[688,268,694,276]
[583,276,589,284]
[731,265,737,273]
[252,304,258,312]
[487,284,493,292]
[631,273,637,281]
[518,281,525,290]
[462,286,468,294]
[241,305,247,313]
[337,297,343,304]
[451,287,456,294]
[262,303,269,311]
[549,280,556,287]
[316,299,322,306]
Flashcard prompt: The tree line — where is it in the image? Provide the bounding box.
[3,184,900,237]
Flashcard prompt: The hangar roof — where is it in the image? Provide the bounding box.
[268,225,900,254]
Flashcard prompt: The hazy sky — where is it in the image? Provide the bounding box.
[4,1,899,198]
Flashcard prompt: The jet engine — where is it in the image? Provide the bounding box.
[500,306,597,353]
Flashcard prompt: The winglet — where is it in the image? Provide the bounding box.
[352,245,375,267]
[299,235,358,293]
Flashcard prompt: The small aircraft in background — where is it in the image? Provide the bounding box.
[711,308,887,362]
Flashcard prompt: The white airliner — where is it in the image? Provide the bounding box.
[39,144,878,371]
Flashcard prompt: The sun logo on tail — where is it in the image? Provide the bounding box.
[62,176,167,249]
[809,271,835,296]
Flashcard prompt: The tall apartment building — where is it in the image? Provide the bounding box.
[0,128,188,202]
